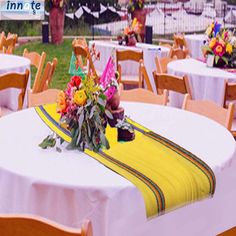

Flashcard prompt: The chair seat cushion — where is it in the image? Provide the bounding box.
[0,106,14,117]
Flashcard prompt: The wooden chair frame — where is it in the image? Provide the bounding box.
[73,44,98,82]
[155,56,177,74]
[36,58,58,93]
[0,214,92,236]
[120,86,168,105]
[23,49,47,93]
[223,80,236,137]
[116,49,144,88]
[28,88,61,107]
[182,94,234,130]
[0,69,29,110]
[153,72,192,97]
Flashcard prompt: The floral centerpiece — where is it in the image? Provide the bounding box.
[40,55,123,153]
[117,18,142,46]
[202,22,236,68]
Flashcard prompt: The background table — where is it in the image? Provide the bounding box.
[89,40,170,91]
[185,34,207,59]
[0,54,30,111]
[167,58,236,107]
[0,102,235,236]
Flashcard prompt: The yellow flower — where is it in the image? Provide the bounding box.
[73,89,87,106]
[57,91,67,113]
[226,43,233,54]
[206,26,212,36]
[209,38,216,49]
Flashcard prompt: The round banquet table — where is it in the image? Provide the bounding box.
[185,34,207,59]
[0,102,236,236]
[0,54,31,111]
[89,40,170,92]
[167,58,236,108]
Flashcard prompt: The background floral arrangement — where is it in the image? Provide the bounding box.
[117,18,142,45]
[127,0,144,13]
[203,22,236,68]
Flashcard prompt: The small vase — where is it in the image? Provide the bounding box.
[126,34,137,47]
[117,128,135,142]
[107,90,120,110]
[107,107,125,128]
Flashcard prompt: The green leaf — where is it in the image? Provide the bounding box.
[105,109,113,119]
[99,93,107,100]
[97,97,106,107]
[89,105,96,119]
[39,135,56,149]
[215,56,220,64]
[221,56,228,65]
[78,112,84,130]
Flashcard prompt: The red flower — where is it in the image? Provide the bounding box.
[69,76,81,88]
[213,42,226,57]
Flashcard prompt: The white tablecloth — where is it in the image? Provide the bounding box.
[185,34,207,59]
[89,40,170,91]
[0,102,235,236]
[0,54,31,110]
[167,58,236,107]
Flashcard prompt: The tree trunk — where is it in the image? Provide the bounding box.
[49,7,65,45]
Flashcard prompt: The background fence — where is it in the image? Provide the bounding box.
[0,2,235,39]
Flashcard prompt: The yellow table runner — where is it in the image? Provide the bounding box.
[35,104,216,218]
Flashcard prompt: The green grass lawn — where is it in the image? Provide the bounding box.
[15,39,74,90]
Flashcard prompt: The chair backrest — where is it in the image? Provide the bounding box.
[35,58,58,93]
[169,47,190,59]
[0,33,17,54]
[153,72,191,96]
[223,81,236,107]
[0,214,92,236]
[116,50,143,64]
[155,56,176,74]
[139,60,153,92]
[0,69,29,110]
[173,33,188,49]
[72,37,88,48]
[159,42,173,49]
[73,44,98,82]
[120,87,168,105]
[182,94,234,130]
[0,31,5,49]
[23,49,47,93]
[28,88,61,107]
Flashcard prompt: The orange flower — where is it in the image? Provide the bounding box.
[209,38,216,49]
[57,91,67,113]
